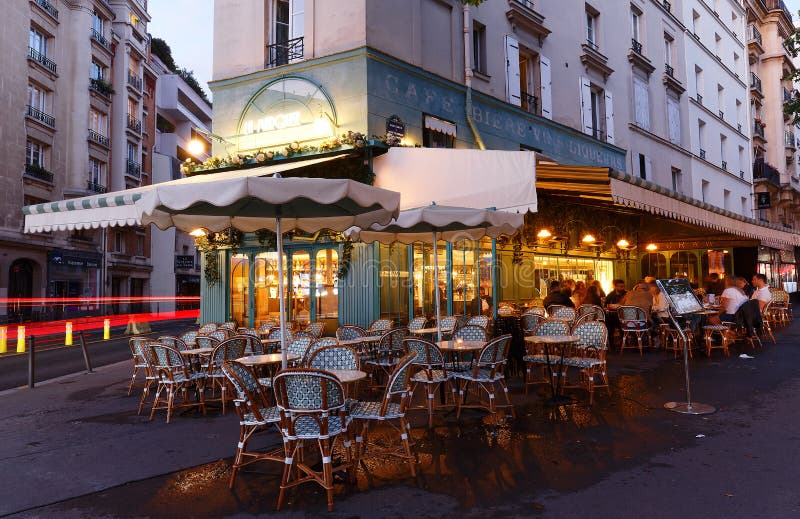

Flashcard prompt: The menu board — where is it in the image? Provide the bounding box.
[656,278,703,315]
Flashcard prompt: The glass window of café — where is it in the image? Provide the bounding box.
[669,251,699,283]
[379,243,410,323]
[701,249,732,280]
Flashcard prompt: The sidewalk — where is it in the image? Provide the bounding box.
[3,319,799,518]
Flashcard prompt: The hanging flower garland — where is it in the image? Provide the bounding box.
[194,227,244,286]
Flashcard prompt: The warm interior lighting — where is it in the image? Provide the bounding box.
[187,138,206,157]
[189,228,207,237]
[313,113,334,136]
[581,233,596,244]
[616,239,630,249]
[646,243,658,251]
[723,250,729,254]
[537,228,552,239]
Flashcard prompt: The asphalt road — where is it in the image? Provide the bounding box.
[0,319,197,391]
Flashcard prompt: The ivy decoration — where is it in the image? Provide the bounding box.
[337,236,354,279]
[194,227,244,287]
[512,233,523,265]
[255,229,277,249]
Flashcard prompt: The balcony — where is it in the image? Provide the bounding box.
[127,72,143,92]
[747,24,763,51]
[663,64,685,94]
[753,159,781,188]
[699,148,706,160]
[90,28,111,51]
[26,105,54,127]
[662,0,671,12]
[505,1,550,42]
[753,120,766,140]
[581,39,614,79]
[521,91,538,115]
[87,179,107,194]
[785,131,796,149]
[126,113,142,134]
[766,0,793,23]
[126,159,141,179]
[88,129,110,148]
[750,72,763,98]
[266,37,304,68]
[24,163,54,183]
[32,0,58,20]
[89,77,114,98]
[27,47,56,74]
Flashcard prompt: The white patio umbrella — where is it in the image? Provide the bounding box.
[351,203,524,342]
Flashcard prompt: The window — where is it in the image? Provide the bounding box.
[664,34,673,66]
[633,75,650,130]
[723,189,731,210]
[698,119,706,157]
[692,11,700,38]
[694,66,703,102]
[736,99,743,130]
[92,11,104,35]
[738,146,745,176]
[89,158,104,184]
[276,0,289,43]
[275,0,304,41]
[637,153,650,180]
[136,235,144,256]
[423,115,456,148]
[701,180,709,202]
[127,142,137,162]
[586,4,599,48]
[720,134,727,168]
[630,7,641,45]
[667,94,681,145]
[580,76,614,143]
[472,21,487,74]
[714,33,722,58]
[29,27,47,54]
[741,196,747,214]
[733,52,740,76]
[28,84,46,112]
[89,109,106,134]
[127,97,138,117]
[717,84,724,118]
[90,61,105,80]
[26,139,44,167]
[114,231,124,253]
[671,167,682,193]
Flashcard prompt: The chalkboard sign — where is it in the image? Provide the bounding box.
[386,115,405,139]
[656,278,703,315]
[175,255,195,270]
[756,192,771,209]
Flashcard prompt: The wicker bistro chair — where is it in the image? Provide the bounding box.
[617,306,650,355]
[524,306,547,317]
[195,334,220,350]
[366,318,393,337]
[405,338,455,428]
[548,305,576,322]
[769,289,790,326]
[350,351,418,476]
[363,328,408,387]
[147,342,207,423]
[761,301,777,344]
[562,321,610,404]
[208,329,231,342]
[577,304,605,322]
[221,361,282,489]
[302,337,338,365]
[158,335,190,352]
[453,335,514,418]
[198,322,218,334]
[521,313,546,336]
[234,330,262,355]
[206,337,248,414]
[308,345,360,371]
[128,336,150,396]
[257,321,274,337]
[267,326,294,347]
[702,323,735,357]
[438,316,459,339]
[522,319,571,394]
[452,324,488,342]
[466,315,491,328]
[336,325,367,341]
[303,321,325,338]
[284,336,314,366]
[407,316,428,332]
[272,369,354,512]
[135,341,161,415]
[219,321,238,332]
[178,331,199,348]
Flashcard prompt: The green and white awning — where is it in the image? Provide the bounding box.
[23,191,146,232]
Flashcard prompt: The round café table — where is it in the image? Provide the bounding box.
[437,340,485,373]
[524,335,580,405]
[180,347,214,356]
[410,327,454,336]
[236,353,300,366]
[326,369,367,384]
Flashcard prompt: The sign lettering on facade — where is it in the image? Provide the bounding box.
[386,115,405,139]
[757,192,771,209]
[175,255,195,270]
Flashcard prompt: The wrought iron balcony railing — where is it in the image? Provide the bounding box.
[747,24,762,46]
[521,91,539,115]
[665,64,674,77]
[631,39,643,55]
[33,0,58,19]
[25,163,54,183]
[750,72,762,92]
[91,28,111,50]
[28,47,56,74]
[126,159,141,178]
[266,37,304,68]
[89,77,114,98]
[127,72,143,91]
[127,114,142,133]
[26,105,54,127]
[88,129,110,147]
[87,179,107,194]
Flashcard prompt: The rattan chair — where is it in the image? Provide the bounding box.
[307,344,360,371]
[147,342,207,423]
[563,320,609,404]
[158,335,190,352]
[438,316,458,338]
[178,331,198,347]
[761,301,777,344]
[219,321,238,332]
[452,324,488,342]
[521,313,545,336]
[304,321,325,338]
[221,361,282,489]
[207,337,248,414]
[350,351,418,476]
[407,316,428,332]
[135,341,160,415]
[208,329,230,342]
[523,306,546,317]
[466,315,490,328]
[127,336,150,396]
[453,335,514,418]
[577,304,605,321]
[617,306,650,355]
[336,325,367,341]
[703,323,734,357]
[366,318,393,337]
[195,334,220,350]
[363,328,408,385]
[548,305,576,322]
[273,369,354,512]
[303,337,338,365]
[405,338,454,428]
[522,319,571,393]
[198,322,218,334]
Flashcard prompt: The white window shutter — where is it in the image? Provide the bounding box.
[539,55,552,119]
[505,35,521,106]
[667,97,681,145]
[290,0,305,39]
[580,76,593,135]
[634,77,650,131]
[644,156,652,180]
[604,90,615,144]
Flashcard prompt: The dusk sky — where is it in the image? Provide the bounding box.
[149,0,214,98]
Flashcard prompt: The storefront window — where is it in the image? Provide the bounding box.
[379,244,410,322]
[253,252,285,326]
[230,253,249,326]
[640,253,667,279]
[779,249,796,292]
[452,240,480,316]
[413,242,447,317]
[315,249,339,320]
[670,251,699,283]
[701,250,732,279]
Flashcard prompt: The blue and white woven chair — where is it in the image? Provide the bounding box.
[273,369,353,512]
[617,306,650,355]
[364,327,408,387]
[195,334,220,350]
[407,316,428,332]
[405,338,454,428]
[453,335,514,418]
[147,342,207,423]
[135,341,161,415]
[521,313,545,336]
[548,305,576,322]
[438,316,458,339]
[303,321,325,339]
[127,336,150,396]
[285,336,314,364]
[308,345,359,371]
[221,360,282,488]
[366,318,393,337]
[523,319,571,394]
[563,320,609,404]
[336,325,367,341]
[466,315,490,328]
[452,324,488,342]
[219,321,238,333]
[158,335,190,352]
[524,306,546,317]
[257,321,274,337]
[303,337,338,365]
[178,331,198,348]
[206,337,248,414]
[198,322,218,334]
[350,351,418,476]
[208,329,231,342]
[267,326,293,352]
[577,304,605,322]
[234,330,262,355]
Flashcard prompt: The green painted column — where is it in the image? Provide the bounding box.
[247,251,256,328]
[446,242,453,316]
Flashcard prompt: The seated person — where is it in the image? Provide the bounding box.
[621,282,653,318]
[719,277,748,322]
[650,282,670,323]
[751,273,772,312]
[543,280,575,309]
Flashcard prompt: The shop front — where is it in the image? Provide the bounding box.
[46,250,102,319]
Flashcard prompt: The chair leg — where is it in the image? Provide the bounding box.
[166,388,176,424]
[277,439,295,511]
[149,384,164,421]
[399,417,416,477]
[128,363,139,396]
[321,439,334,512]
[499,379,514,418]
[138,379,152,415]
[229,425,247,488]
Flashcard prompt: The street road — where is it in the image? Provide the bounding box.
[0,319,196,391]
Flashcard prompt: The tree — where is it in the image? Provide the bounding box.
[782,16,800,124]
[150,37,210,105]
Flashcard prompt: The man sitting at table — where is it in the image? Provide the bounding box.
[719,276,748,323]
[543,280,574,309]
[604,279,627,344]
[751,273,772,312]
[621,282,653,317]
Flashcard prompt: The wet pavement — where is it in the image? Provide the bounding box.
[3,321,800,519]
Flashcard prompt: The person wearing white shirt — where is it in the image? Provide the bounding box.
[719,277,748,322]
[751,273,772,312]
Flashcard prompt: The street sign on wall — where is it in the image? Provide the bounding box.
[175,255,195,270]
[757,192,771,209]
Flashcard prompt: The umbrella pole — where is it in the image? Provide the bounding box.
[276,216,288,369]
[433,230,442,343]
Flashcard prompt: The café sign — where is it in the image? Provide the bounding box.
[235,77,337,152]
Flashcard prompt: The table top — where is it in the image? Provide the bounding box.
[436,340,485,351]
[524,335,580,344]
[236,353,300,366]
[338,338,367,346]
[261,337,283,344]
[180,347,213,356]
[410,327,454,335]
[326,369,367,383]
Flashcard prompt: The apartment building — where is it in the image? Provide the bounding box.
[0,0,151,322]
[150,56,212,312]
